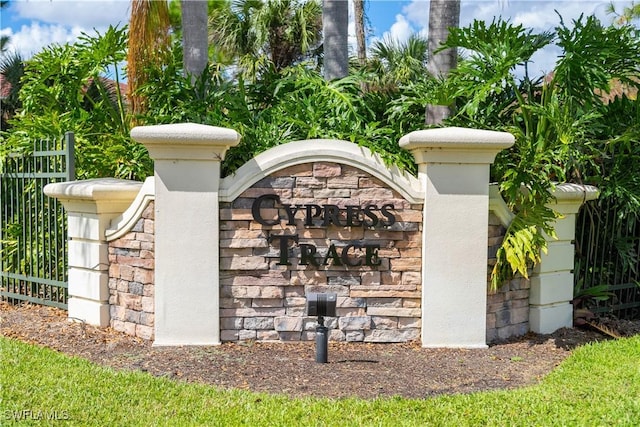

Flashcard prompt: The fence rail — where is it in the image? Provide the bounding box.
[1,133,75,309]
[574,197,640,320]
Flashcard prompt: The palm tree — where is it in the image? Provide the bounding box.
[425,0,460,124]
[353,0,366,66]
[0,50,24,130]
[127,0,171,116]
[322,0,348,80]
[209,0,322,75]
[181,0,209,80]
[368,34,428,92]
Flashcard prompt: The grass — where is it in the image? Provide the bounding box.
[1,336,640,426]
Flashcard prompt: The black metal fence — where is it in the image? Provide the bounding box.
[574,197,640,319]
[1,133,75,309]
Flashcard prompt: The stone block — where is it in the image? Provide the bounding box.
[252,298,284,308]
[140,312,154,327]
[274,316,303,332]
[119,265,135,281]
[285,297,306,307]
[244,317,275,330]
[367,298,402,308]
[220,317,243,329]
[326,176,359,189]
[286,306,305,316]
[121,294,142,311]
[124,308,140,323]
[221,307,286,317]
[238,329,257,340]
[511,307,529,325]
[221,330,239,341]
[313,162,341,177]
[257,330,280,341]
[338,316,372,331]
[336,297,366,308]
[336,307,366,317]
[345,331,365,342]
[364,328,419,343]
[398,317,420,329]
[278,331,302,341]
[389,258,422,272]
[133,268,154,285]
[329,329,346,341]
[143,284,154,297]
[141,296,154,313]
[367,307,421,317]
[136,324,154,340]
[402,298,421,308]
[111,319,125,332]
[371,316,398,329]
[123,322,137,336]
[129,281,144,296]
[361,272,381,287]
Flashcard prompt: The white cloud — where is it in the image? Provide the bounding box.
[1,22,86,58]
[382,14,415,44]
[402,0,429,29]
[12,0,130,28]
[3,0,131,59]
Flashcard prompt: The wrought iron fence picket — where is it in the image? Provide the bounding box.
[1,133,75,309]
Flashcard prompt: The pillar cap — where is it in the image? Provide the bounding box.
[44,178,142,202]
[549,183,600,214]
[131,123,241,161]
[400,127,515,164]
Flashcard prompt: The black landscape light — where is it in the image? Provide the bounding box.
[306,293,337,363]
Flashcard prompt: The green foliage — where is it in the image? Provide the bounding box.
[138,48,416,177]
[1,26,151,180]
[3,335,640,425]
[208,0,323,75]
[431,16,640,290]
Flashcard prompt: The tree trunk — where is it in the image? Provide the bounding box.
[354,0,366,66]
[323,0,349,80]
[425,0,460,125]
[181,0,208,80]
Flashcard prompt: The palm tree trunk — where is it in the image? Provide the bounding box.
[425,0,460,125]
[354,0,366,66]
[323,0,349,80]
[128,0,171,117]
[181,0,208,80]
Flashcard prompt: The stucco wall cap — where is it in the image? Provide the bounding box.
[44,178,142,202]
[399,127,515,150]
[130,123,241,146]
[551,183,599,202]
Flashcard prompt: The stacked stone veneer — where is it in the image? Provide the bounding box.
[101,192,529,344]
[219,163,423,343]
[107,201,155,339]
[486,212,529,342]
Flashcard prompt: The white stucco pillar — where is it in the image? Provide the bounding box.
[44,179,142,326]
[529,183,599,333]
[131,123,240,346]
[400,127,514,348]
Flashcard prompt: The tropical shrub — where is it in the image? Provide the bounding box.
[416,15,640,289]
[0,26,151,181]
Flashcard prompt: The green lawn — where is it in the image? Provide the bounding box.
[2,335,639,426]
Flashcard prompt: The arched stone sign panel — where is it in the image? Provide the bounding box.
[218,140,424,342]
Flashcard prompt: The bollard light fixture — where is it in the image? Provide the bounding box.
[306,292,337,363]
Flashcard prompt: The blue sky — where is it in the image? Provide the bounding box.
[0,0,635,78]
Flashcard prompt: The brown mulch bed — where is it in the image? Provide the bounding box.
[3,302,640,400]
